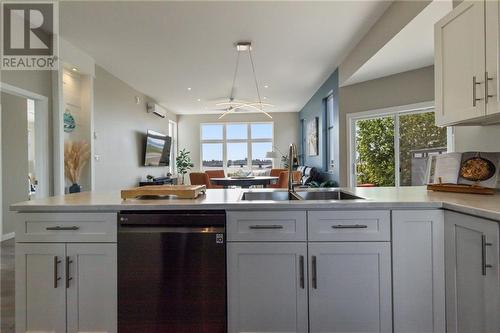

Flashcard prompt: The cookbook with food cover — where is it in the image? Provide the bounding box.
[429,152,500,189]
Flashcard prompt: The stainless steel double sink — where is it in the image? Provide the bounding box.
[240,190,364,201]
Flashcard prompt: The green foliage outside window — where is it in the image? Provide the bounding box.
[356,117,395,186]
[399,112,447,186]
[355,112,447,187]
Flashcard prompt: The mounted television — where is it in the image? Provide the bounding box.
[144,130,172,166]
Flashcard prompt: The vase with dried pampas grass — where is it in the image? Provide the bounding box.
[64,140,90,193]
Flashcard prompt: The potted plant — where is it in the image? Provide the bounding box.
[175,148,194,185]
[64,141,90,193]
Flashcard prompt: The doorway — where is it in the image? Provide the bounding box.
[0,83,50,240]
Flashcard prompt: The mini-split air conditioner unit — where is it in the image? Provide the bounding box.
[147,103,167,118]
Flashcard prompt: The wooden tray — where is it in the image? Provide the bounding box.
[121,185,206,200]
[427,183,496,195]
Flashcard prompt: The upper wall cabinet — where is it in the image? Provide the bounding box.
[435,0,500,126]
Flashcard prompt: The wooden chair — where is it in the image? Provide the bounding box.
[205,170,225,179]
[270,168,288,178]
[269,171,302,189]
[189,172,212,188]
[204,170,225,189]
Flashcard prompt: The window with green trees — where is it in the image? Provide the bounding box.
[354,111,447,187]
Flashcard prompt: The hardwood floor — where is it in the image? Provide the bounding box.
[1,239,15,333]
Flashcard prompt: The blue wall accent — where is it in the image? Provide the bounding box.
[298,69,339,183]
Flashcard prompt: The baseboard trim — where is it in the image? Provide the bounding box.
[1,232,15,241]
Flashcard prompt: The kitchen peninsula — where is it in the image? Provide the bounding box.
[11,187,500,333]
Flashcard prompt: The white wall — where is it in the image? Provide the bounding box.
[339,0,432,85]
[93,66,177,191]
[1,93,28,236]
[454,126,500,152]
[177,112,299,172]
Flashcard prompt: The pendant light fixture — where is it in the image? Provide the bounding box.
[216,42,274,119]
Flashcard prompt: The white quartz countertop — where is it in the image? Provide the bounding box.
[10,186,500,222]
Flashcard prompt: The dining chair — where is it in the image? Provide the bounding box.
[189,172,214,189]
[204,170,225,189]
[269,168,287,178]
[269,171,302,189]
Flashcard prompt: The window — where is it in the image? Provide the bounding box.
[326,94,336,172]
[200,122,273,174]
[168,120,178,174]
[348,105,449,187]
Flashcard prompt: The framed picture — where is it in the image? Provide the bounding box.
[307,117,319,156]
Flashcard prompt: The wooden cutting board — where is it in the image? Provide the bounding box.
[121,185,206,200]
[427,183,496,195]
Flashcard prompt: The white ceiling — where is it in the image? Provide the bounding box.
[342,0,452,86]
[60,1,391,115]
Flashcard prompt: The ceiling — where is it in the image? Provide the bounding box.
[60,1,391,115]
[342,0,452,86]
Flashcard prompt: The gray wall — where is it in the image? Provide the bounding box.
[93,66,177,191]
[177,112,299,174]
[339,66,435,186]
[1,93,28,236]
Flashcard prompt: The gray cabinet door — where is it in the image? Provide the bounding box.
[227,242,308,333]
[445,211,500,333]
[15,243,67,333]
[435,0,486,126]
[67,243,117,333]
[392,210,445,333]
[308,242,392,333]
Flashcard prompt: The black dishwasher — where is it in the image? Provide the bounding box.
[118,211,226,333]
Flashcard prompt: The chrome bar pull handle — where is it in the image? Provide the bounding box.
[299,255,305,289]
[46,226,80,231]
[485,72,494,103]
[53,256,61,288]
[473,76,483,107]
[312,256,318,289]
[332,224,368,229]
[249,225,284,230]
[66,256,73,288]
[481,235,493,276]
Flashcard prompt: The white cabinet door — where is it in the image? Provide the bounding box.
[445,211,500,333]
[486,0,500,116]
[227,242,308,333]
[15,243,67,333]
[435,0,486,126]
[308,242,392,333]
[67,243,117,333]
[392,210,445,333]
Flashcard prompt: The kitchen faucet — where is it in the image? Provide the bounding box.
[288,143,298,193]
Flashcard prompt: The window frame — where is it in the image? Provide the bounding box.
[200,122,274,172]
[347,101,455,187]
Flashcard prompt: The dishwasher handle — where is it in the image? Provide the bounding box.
[119,211,226,228]
[119,225,225,234]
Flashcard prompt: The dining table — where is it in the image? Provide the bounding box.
[210,176,279,188]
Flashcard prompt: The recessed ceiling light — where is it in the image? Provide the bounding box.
[197,98,201,102]
[264,85,269,89]
[187,87,192,91]
[263,97,267,100]
[72,67,78,72]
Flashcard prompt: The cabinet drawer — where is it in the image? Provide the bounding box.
[308,211,390,241]
[16,213,117,243]
[227,211,306,241]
